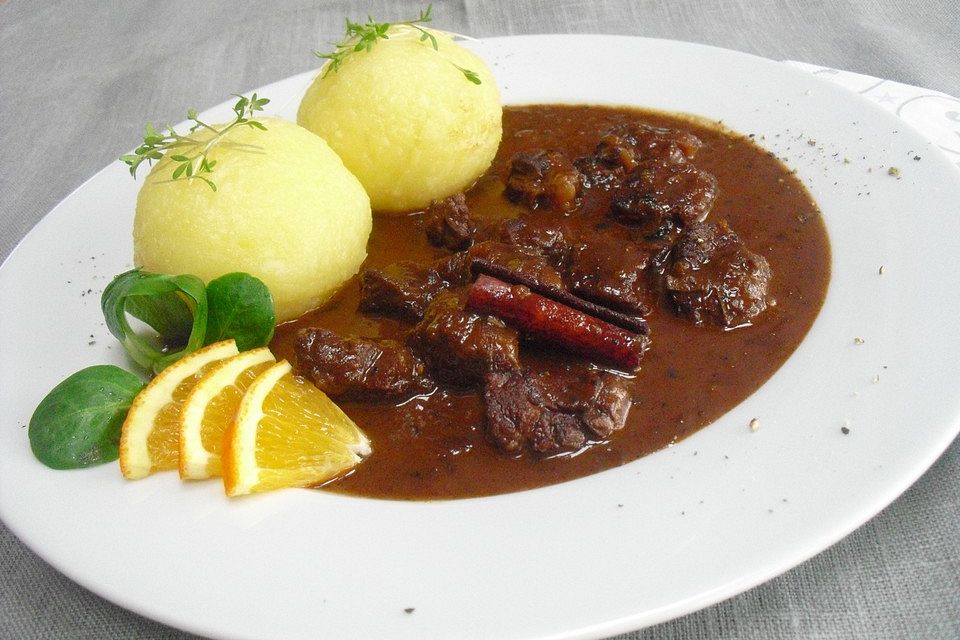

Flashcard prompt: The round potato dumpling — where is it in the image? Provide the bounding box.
[133,117,371,322]
[297,28,502,213]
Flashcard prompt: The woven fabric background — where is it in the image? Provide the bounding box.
[1,1,958,638]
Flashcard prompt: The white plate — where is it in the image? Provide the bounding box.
[2,35,959,640]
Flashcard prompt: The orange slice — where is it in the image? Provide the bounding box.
[222,360,370,496]
[179,347,276,480]
[119,340,239,479]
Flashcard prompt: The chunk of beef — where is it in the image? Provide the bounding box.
[408,291,520,387]
[565,238,653,316]
[295,328,434,400]
[484,367,632,454]
[665,221,773,328]
[424,193,475,251]
[596,122,702,170]
[610,193,677,240]
[485,368,584,453]
[577,122,703,189]
[609,159,718,233]
[574,155,625,190]
[494,218,571,270]
[433,250,473,287]
[469,241,566,290]
[504,150,582,211]
[360,250,486,321]
[534,368,632,441]
[359,261,446,320]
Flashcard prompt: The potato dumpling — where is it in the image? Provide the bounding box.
[133,117,371,322]
[297,29,502,212]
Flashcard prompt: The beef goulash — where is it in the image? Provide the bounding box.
[271,104,831,499]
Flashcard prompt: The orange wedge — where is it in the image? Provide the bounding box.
[179,347,276,479]
[222,360,370,496]
[119,340,239,479]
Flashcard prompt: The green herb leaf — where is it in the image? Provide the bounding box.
[101,269,208,374]
[204,273,276,351]
[29,366,144,469]
[313,4,480,84]
[119,93,269,191]
[455,64,482,85]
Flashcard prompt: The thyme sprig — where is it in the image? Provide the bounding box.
[120,93,271,191]
[314,5,481,85]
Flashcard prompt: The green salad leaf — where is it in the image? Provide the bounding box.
[123,289,195,347]
[101,269,208,373]
[34,269,276,472]
[204,272,276,351]
[29,366,145,469]
[101,269,275,373]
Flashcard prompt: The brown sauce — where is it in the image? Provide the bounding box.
[271,105,831,500]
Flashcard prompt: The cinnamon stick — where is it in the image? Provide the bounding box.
[467,274,649,371]
[470,257,649,335]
